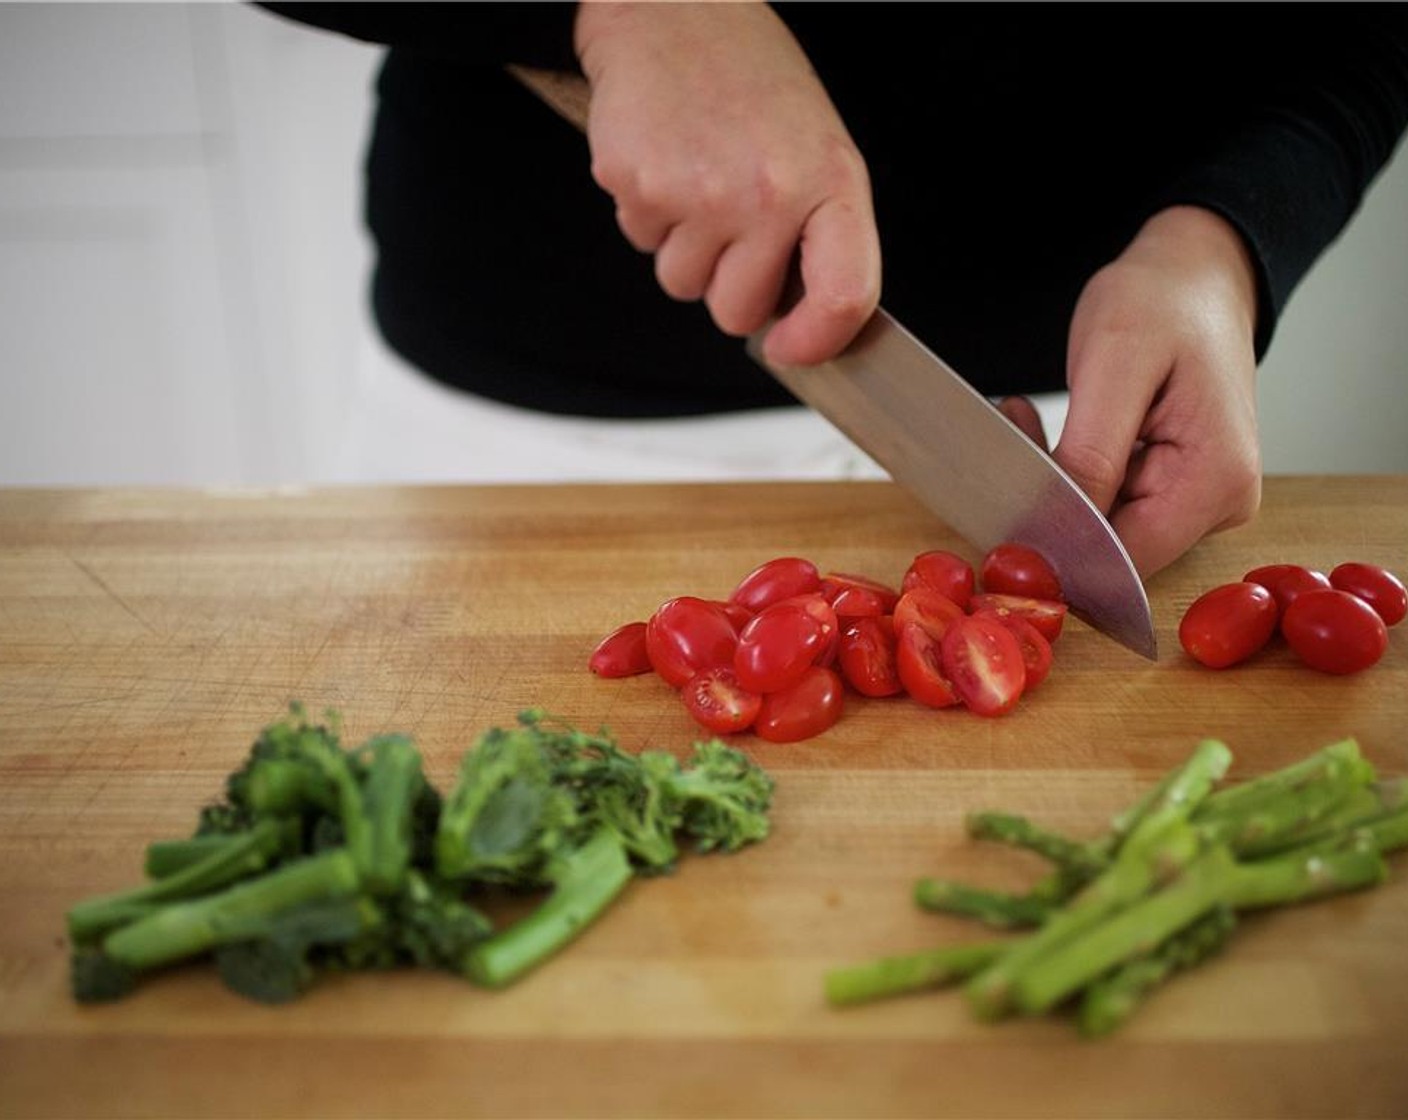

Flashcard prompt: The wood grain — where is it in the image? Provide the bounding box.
[1,478,1405,1118]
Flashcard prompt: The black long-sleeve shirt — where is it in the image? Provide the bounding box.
[260,2,1408,417]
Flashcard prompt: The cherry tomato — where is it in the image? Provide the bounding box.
[983,613,1053,691]
[754,666,845,743]
[968,593,1068,643]
[681,666,762,735]
[729,557,821,614]
[941,614,1027,717]
[1281,588,1389,675]
[837,616,903,697]
[901,550,975,611]
[712,599,756,632]
[821,572,899,619]
[895,622,960,708]
[588,621,652,677]
[1243,564,1330,612]
[734,600,829,693]
[1178,582,1278,669]
[980,543,1063,602]
[776,593,841,666]
[645,596,738,688]
[1329,562,1407,627]
[893,586,965,641]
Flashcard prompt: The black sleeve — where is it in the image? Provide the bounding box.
[1144,5,1408,358]
[254,1,580,71]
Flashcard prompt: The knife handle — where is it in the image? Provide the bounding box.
[508,65,591,134]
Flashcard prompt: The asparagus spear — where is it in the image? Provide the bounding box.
[913,879,1052,929]
[825,940,1007,1007]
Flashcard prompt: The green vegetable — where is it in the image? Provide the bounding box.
[826,735,1403,1036]
[65,703,774,1006]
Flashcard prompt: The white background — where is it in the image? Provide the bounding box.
[1,2,1406,488]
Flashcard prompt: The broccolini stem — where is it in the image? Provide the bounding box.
[461,827,633,988]
[102,848,360,971]
[68,817,293,945]
[358,735,426,895]
[824,940,1007,1007]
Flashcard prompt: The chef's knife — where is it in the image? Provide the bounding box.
[508,66,1157,660]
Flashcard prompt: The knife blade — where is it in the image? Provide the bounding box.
[506,65,1157,659]
[748,313,1157,660]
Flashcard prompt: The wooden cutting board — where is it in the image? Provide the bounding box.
[1,478,1405,1119]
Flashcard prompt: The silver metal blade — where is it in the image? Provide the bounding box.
[749,309,1157,660]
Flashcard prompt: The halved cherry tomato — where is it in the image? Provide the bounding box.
[588,621,652,677]
[1243,564,1331,612]
[893,586,965,641]
[681,666,762,734]
[754,666,845,742]
[645,596,738,688]
[895,622,960,708]
[821,572,899,619]
[729,557,821,614]
[901,550,975,611]
[980,543,1063,602]
[1329,562,1407,627]
[941,614,1027,717]
[1281,588,1389,675]
[837,616,902,697]
[968,593,1068,643]
[983,613,1053,690]
[1178,582,1278,669]
[734,600,829,693]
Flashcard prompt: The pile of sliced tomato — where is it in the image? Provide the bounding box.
[1178,561,1405,674]
[588,544,1067,742]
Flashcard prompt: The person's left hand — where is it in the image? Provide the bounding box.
[1003,205,1263,579]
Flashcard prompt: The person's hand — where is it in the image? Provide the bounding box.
[574,1,880,366]
[1032,206,1262,578]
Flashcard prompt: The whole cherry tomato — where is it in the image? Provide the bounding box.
[588,621,652,677]
[980,543,1063,602]
[734,600,829,693]
[1281,588,1389,674]
[837,616,903,697]
[941,615,1027,717]
[1243,564,1331,612]
[895,622,960,709]
[893,586,965,641]
[901,550,975,610]
[681,666,762,735]
[645,596,738,688]
[729,557,821,614]
[1178,582,1278,669]
[1329,562,1407,627]
[821,572,899,619]
[968,593,1068,643]
[754,666,845,742]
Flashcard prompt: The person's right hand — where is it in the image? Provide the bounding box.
[574,1,881,367]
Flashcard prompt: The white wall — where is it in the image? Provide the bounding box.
[0,2,1405,487]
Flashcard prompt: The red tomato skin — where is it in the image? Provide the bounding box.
[821,572,900,615]
[729,557,821,614]
[895,622,960,708]
[941,615,1027,717]
[825,582,891,620]
[713,599,757,632]
[893,586,965,641]
[754,667,845,743]
[980,543,1064,602]
[983,613,1053,690]
[1178,582,1278,669]
[734,601,828,694]
[680,667,762,735]
[968,593,1068,643]
[645,597,739,688]
[1329,562,1407,627]
[588,621,652,677]
[1243,564,1331,612]
[837,616,903,697]
[1281,588,1389,675]
[901,551,976,610]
